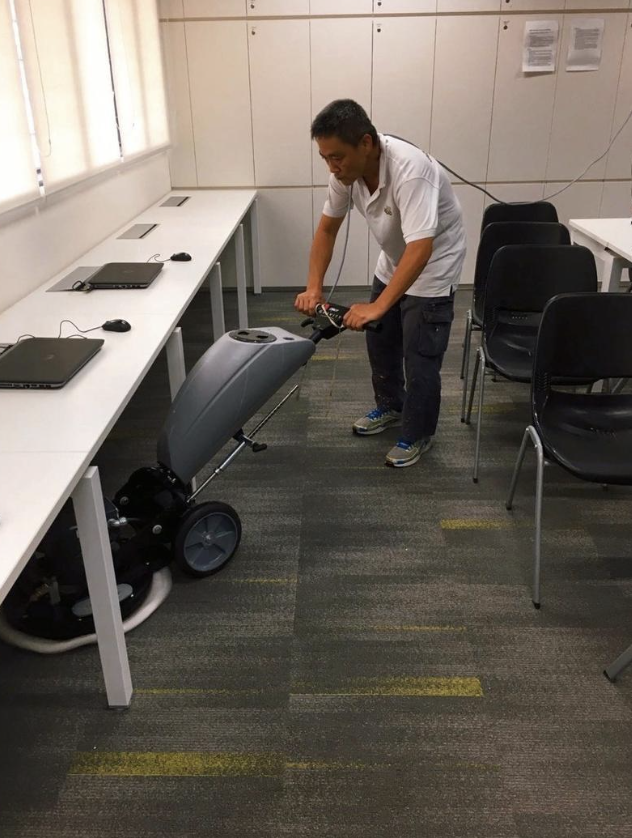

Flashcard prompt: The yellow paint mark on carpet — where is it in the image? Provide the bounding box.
[69,752,284,777]
[441,519,511,530]
[293,676,483,698]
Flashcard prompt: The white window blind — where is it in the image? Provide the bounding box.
[14,0,121,193]
[104,0,170,159]
[0,0,39,212]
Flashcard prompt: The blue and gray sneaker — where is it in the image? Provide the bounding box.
[385,437,434,468]
[352,407,402,436]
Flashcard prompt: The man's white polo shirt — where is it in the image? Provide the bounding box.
[323,134,466,298]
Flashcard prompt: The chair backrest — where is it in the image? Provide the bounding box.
[532,293,632,426]
[483,244,598,337]
[472,222,571,323]
[481,201,558,235]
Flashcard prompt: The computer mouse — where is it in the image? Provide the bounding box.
[102,319,132,332]
[171,252,192,262]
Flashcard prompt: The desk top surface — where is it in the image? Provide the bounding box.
[569,217,632,261]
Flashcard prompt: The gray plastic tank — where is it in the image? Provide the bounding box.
[157,327,315,483]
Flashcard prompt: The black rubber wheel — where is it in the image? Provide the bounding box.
[174,502,241,578]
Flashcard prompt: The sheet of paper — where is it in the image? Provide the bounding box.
[523,20,559,74]
[566,18,604,72]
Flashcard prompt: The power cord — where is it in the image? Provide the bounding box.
[13,319,106,344]
[387,103,632,205]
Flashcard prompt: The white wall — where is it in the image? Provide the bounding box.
[0,153,171,312]
[160,4,632,287]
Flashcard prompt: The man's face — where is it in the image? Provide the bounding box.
[316,134,373,185]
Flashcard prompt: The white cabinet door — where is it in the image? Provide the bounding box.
[312,0,372,12]
[374,0,436,11]
[566,1,628,9]
[600,182,632,217]
[606,14,632,179]
[431,16,498,184]
[160,0,184,16]
[186,21,254,186]
[502,0,559,10]
[183,0,246,15]
[313,189,370,287]
[438,1,499,10]
[257,189,313,287]
[247,0,309,13]
[488,14,561,182]
[452,185,484,287]
[311,18,373,186]
[372,17,435,151]
[249,20,312,186]
[546,15,627,181]
[161,23,197,185]
[547,181,603,228]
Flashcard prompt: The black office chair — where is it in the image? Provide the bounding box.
[460,222,571,422]
[465,245,598,482]
[480,201,558,236]
[506,292,632,609]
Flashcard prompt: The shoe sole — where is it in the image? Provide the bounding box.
[352,418,402,436]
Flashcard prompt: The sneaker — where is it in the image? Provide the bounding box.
[352,407,402,436]
[385,437,434,468]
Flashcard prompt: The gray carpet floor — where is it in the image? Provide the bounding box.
[1,287,632,837]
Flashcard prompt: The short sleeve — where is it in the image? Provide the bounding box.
[395,177,439,243]
[323,173,353,218]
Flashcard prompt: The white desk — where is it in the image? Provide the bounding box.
[569,218,632,292]
[0,188,259,708]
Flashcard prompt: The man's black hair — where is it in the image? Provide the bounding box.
[310,99,378,146]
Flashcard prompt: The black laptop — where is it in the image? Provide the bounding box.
[0,338,104,389]
[86,261,163,290]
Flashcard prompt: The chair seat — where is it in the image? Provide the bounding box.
[486,322,538,382]
[538,392,632,484]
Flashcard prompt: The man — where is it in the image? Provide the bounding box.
[295,99,466,468]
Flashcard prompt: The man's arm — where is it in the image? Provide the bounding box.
[343,238,433,331]
[295,213,345,315]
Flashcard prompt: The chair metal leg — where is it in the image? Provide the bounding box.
[532,436,545,609]
[460,309,472,380]
[604,642,632,682]
[473,348,486,484]
[505,425,545,608]
[460,310,473,422]
[465,344,481,426]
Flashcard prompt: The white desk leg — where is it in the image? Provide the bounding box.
[236,223,249,329]
[600,250,625,293]
[166,327,186,400]
[209,262,226,339]
[250,198,262,296]
[73,466,132,708]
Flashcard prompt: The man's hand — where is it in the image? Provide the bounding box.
[295,288,324,316]
[343,302,385,332]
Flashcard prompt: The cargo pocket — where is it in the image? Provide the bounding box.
[419,303,454,357]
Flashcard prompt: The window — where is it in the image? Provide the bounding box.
[14,0,122,193]
[104,0,170,159]
[1,0,169,216]
[0,0,40,212]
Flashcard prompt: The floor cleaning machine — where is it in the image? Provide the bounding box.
[0,303,379,652]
